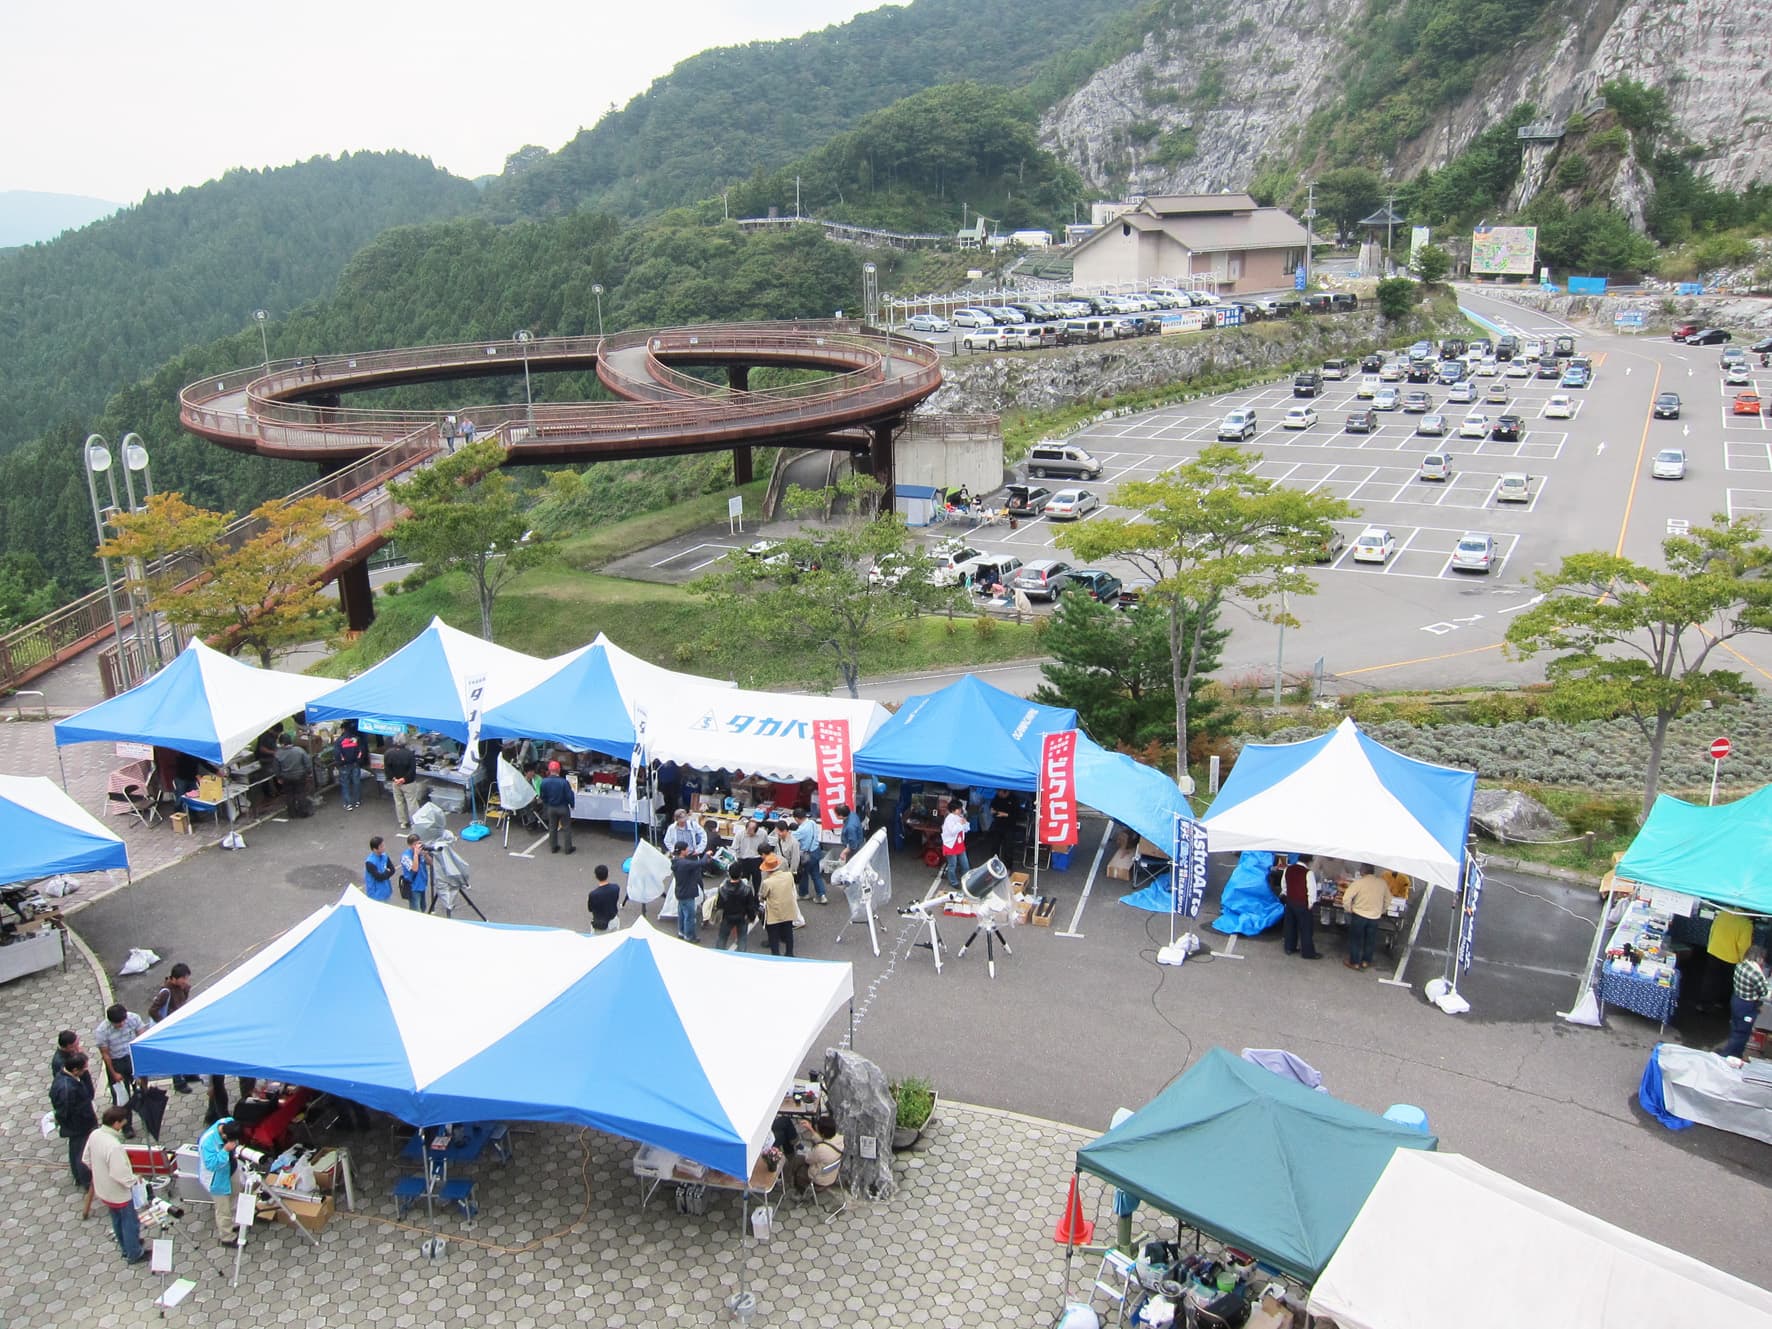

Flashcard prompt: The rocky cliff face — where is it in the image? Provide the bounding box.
[1042,0,1772,205]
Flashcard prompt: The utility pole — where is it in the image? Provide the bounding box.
[1386,192,1397,275]
[795,176,802,219]
[1303,182,1316,285]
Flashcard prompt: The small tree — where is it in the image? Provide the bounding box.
[1505,515,1772,816]
[1033,592,1224,753]
[100,492,355,667]
[1375,276,1418,320]
[389,441,552,640]
[1412,243,1452,285]
[1056,445,1354,779]
[689,474,957,697]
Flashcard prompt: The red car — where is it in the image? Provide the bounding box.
[1732,392,1763,416]
[1672,323,1700,342]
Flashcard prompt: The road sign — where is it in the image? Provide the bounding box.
[1294,269,1308,292]
[1711,737,1732,760]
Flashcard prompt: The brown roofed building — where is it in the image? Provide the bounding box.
[1068,194,1310,294]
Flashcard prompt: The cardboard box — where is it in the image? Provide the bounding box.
[169,812,191,835]
[1031,897,1057,927]
[1106,848,1136,881]
[265,1193,335,1233]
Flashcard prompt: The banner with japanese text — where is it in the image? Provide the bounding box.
[1038,731,1080,846]
[812,719,853,831]
[1173,816,1210,918]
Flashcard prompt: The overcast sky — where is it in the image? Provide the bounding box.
[10,1,894,203]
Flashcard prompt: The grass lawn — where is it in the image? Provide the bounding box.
[556,481,770,570]
[318,568,1044,693]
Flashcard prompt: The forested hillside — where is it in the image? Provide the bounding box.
[725,84,1084,233]
[489,0,1147,221]
[0,153,480,449]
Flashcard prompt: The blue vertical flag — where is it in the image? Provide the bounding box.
[1457,860,1484,973]
[1172,815,1211,918]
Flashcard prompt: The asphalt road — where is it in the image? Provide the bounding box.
[64,789,1771,1288]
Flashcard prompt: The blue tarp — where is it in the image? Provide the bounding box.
[853,674,1192,848]
[1213,850,1285,936]
[0,775,129,885]
[1120,872,1173,912]
[1638,1044,1693,1131]
[1615,788,1772,914]
[479,643,635,758]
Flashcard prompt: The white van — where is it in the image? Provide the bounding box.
[1063,318,1119,343]
[1026,443,1104,480]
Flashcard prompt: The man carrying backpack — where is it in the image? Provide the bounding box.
[146,962,195,1094]
[714,868,758,952]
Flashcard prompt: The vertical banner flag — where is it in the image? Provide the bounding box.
[812,719,853,831]
[1172,815,1210,918]
[457,671,489,777]
[1457,860,1484,973]
[1038,731,1080,846]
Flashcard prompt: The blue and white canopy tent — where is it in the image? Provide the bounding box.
[306,616,549,743]
[53,638,331,766]
[852,674,1192,848]
[0,774,129,884]
[132,889,854,1179]
[1202,718,1477,893]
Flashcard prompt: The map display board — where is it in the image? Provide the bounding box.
[1469,226,1538,275]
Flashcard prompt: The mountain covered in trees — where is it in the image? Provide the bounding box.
[0,153,480,449]
[487,0,1147,221]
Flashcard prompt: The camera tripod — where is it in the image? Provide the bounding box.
[955,911,1013,979]
[226,1163,320,1286]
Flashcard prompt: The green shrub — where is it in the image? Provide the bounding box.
[894,1076,935,1130]
[972,614,997,641]
[1565,797,1638,836]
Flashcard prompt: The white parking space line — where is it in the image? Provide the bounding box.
[650,542,739,569]
[1726,441,1772,472]
[1727,488,1772,521]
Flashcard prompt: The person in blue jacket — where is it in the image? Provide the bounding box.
[199,1117,244,1245]
[400,834,430,912]
[364,836,395,902]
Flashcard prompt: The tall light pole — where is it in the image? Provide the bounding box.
[590,285,605,338]
[119,434,165,668]
[83,435,133,689]
[1273,568,1295,708]
[253,308,270,370]
[513,330,534,430]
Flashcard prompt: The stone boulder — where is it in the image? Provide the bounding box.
[1470,788,1567,844]
[821,1047,896,1200]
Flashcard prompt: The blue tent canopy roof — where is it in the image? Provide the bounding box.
[1616,788,1772,914]
[1077,1047,1437,1282]
[478,643,637,757]
[0,775,129,885]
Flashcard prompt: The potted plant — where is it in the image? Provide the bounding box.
[892,1075,937,1150]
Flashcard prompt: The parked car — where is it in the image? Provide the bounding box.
[1544,395,1575,419]
[1535,356,1561,379]
[1553,334,1576,358]
[1360,353,1384,374]
[985,306,1026,324]
[955,554,1024,593]
[1733,392,1763,417]
[1726,362,1754,387]
[1416,412,1447,437]
[1293,370,1323,397]
[1505,358,1532,379]
[1491,414,1524,442]
[1653,391,1682,420]
[1004,485,1053,518]
[1027,443,1103,479]
[1407,359,1436,384]
[929,543,982,584]
[1468,339,1493,359]
[1010,559,1074,600]
[1356,374,1381,399]
[1218,409,1258,441]
[1473,357,1499,377]
[961,326,1008,351]
[1484,381,1511,405]
[1752,337,1772,355]
[1402,390,1434,414]
[1448,381,1478,404]
[951,308,993,328]
[1374,387,1401,411]
[1495,335,1519,361]
[1352,526,1397,564]
[905,313,950,333]
[1329,292,1358,311]
[1419,452,1454,481]
[1671,323,1700,342]
[1561,365,1591,389]
[1495,473,1532,503]
[1380,361,1407,382]
[1321,358,1350,381]
[1345,407,1378,434]
[1450,532,1497,574]
[1653,448,1688,480]
[1061,568,1123,605]
[1459,412,1489,439]
[1282,405,1319,430]
[1311,527,1348,563]
[1435,360,1468,385]
[1688,328,1733,345]
[1043,488,1100,520]
[1439,338,1468,360]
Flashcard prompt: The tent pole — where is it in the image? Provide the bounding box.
[1032,786,1041,907]
[57,748,69,794]
[848,998,855,1051]
[1442,857,1466,991]
[1061,1167,1078,1311]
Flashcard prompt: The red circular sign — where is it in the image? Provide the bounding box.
[1710,737,1733,760]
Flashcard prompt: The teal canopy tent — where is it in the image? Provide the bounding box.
[1614,788,1772,914]
[1073,1047,1437,1283]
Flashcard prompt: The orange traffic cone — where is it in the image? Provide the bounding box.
[1054,1174,1095,1245]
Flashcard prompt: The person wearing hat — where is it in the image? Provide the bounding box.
[538,760,576,855]
[759,852,799,957]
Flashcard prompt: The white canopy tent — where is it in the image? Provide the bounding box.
[1308,1150,1772,1328]
[638,683,890,782]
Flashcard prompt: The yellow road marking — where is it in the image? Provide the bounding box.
[1341,642,1502,676]
[1614,361,1662,556]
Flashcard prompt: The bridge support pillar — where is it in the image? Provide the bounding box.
[726,366,751,392]
[732,446,754,485]
[867,423,895,496]
[336,558,375,633]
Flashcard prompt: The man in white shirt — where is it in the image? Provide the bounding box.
[941,800,972,888]
[662,809,707,856]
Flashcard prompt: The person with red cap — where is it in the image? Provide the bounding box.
[538,760,576,854]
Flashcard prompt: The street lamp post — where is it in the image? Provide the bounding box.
[119,434,165,668]
[253,308,270,370]
[82,435,134,689]
[1272,569,1297,708]
[513,330,534,430]
[591,284,605,338]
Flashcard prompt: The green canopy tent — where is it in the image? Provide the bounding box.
[1071,1048,1438,1286]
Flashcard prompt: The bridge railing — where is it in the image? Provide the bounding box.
[0,429,441,695]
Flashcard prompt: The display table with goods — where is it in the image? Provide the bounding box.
[632,1142,785,1227]
[1313,870,1415,955]
[1596,897,1681,1030]
[0,884,67,982]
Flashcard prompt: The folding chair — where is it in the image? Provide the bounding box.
[806,1156,847,1217]
[109,782,161,828]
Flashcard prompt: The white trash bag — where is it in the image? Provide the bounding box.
[118,947,161,976]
